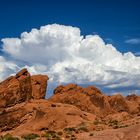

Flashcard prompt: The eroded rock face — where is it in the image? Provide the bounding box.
[49,84,112,116]
[126,94,140,104]
[126,94,140,114]
[108,94,129,112]
[0,69,32,108]
[49,84,140,116]
[0,69,49,108]
[31,75,49,99]
[0,100,96,136]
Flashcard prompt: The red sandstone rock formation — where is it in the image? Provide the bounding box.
[49,84,112,116]
[31,75,49,99]
[0,99,95,136]
[126,94,140,114]
[0,69,32,108]
[49,84,140,116]
[0,70,140,140]
[108,94,129,112]
[0,69,49,108]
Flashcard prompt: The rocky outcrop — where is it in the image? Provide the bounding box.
[108,94,129,112]
[53,84,102,95]
[0,69,32,108]
[126,94,140,104]
[0,100,95,136]
[126,94,140,114]
[0,72,96,137]
[0,69,49,108]
[49,84,140,116]
[49,84,112,116]
[31,75,49,99]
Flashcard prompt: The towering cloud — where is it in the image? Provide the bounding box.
[0,56,19,80]
[1,24,140,94]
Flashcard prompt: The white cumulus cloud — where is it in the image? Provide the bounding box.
[0,56,19,81]
[1,24,140,94]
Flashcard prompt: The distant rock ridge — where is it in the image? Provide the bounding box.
[0,68,49,108]
[49,83,140,116]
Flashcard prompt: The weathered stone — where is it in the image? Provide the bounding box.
[31,75,49,99]
[0,69,49,108]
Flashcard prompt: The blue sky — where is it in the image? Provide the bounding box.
[0,0,140,54]
[0,0,140,95]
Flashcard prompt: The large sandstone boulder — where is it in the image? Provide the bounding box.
[108,94,129,112]
[126,94,140,114]
[0,69,49,108]
[49,84,112,116]
[31,75,49,99]
[126,94,140,104]
[50,84,140,116]
[0,69,32,108]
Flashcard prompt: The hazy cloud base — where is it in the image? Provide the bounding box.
[1,24,140,95]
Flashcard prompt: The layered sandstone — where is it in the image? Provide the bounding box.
[0,69,49,108]
[49,84,140,116]
[0,70,140,140]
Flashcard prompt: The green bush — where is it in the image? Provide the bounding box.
[77,126,89,132]
[108,120,128,129]
[63,127,76,134]
[76,122,89,132]
[22,133,39,140]
[119,124,129,128]
[1,133,19,140]
[93,120,100,125]
[42,131,61,140]
[109,120,119,126]
[57,131,63,136]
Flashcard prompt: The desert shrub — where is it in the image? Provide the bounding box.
[108,120,128,129]
[77,122,89,132]
[70,138,76,140]
[65,135,70,138]
[41,133,51,139]
[22,133,39,140]
[93,120,101,125]
[77,126,89,132]
[57,131,63,136]
[1,133,19,140]
[112,125,119,129]
[64,127,75,132]
[119,124,129,128]
[63,127,76,134]
[42,131,61,140]
[108,120,119,129]
[95,126,104,131]
[109,120,119,126]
